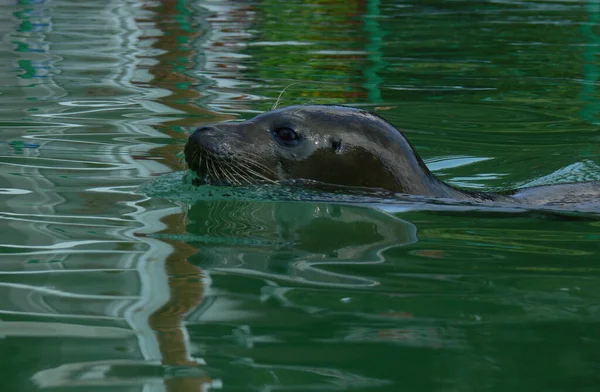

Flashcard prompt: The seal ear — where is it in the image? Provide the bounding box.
[330,136,342,153]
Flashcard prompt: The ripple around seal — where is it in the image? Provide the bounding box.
[141,171,600,217]
[518,160,600,188]
[141,171,419,206]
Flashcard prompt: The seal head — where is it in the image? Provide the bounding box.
[184,105,467,199]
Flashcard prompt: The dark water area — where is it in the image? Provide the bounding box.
[1,0,600,391]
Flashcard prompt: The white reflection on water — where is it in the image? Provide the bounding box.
[0,188,32,195]
[0,0,210,390]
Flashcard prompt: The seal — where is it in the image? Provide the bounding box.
[184,105,600,206]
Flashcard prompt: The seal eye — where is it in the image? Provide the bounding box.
[272,127,301,146]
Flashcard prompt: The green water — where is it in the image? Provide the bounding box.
[1,0,600,391]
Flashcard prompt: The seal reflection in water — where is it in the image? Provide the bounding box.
[184,105,600,206]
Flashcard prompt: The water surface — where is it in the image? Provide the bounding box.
[1,0,600,391]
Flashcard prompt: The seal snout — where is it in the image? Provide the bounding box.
[188,125,219,147]
[187,125,232,156]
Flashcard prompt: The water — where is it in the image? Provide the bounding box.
[1,0,600,391]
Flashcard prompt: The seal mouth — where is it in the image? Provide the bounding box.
[184,141,279,187]
[184,142,233,186]
[191,152,232,186]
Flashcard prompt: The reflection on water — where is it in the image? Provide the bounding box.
[0,1,189,390]
[182,200,416,287]
[0,0,600,391]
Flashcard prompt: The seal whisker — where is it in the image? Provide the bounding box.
[217,158,242,185]
[218,158,251,185]
[221,157,251,185]
[189,149,200,171]
[238,165,277,184]
[205,155,213,178]
[217,158,238,186]
[213,156,234,184]
[234,152,280,176]
[272,81,302,110]
[194,150,201,168]
[237,157,279,180]
[234,158,278,184]
[215,161,234,184]
[224,167,241,185]
[208,155,220,182]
